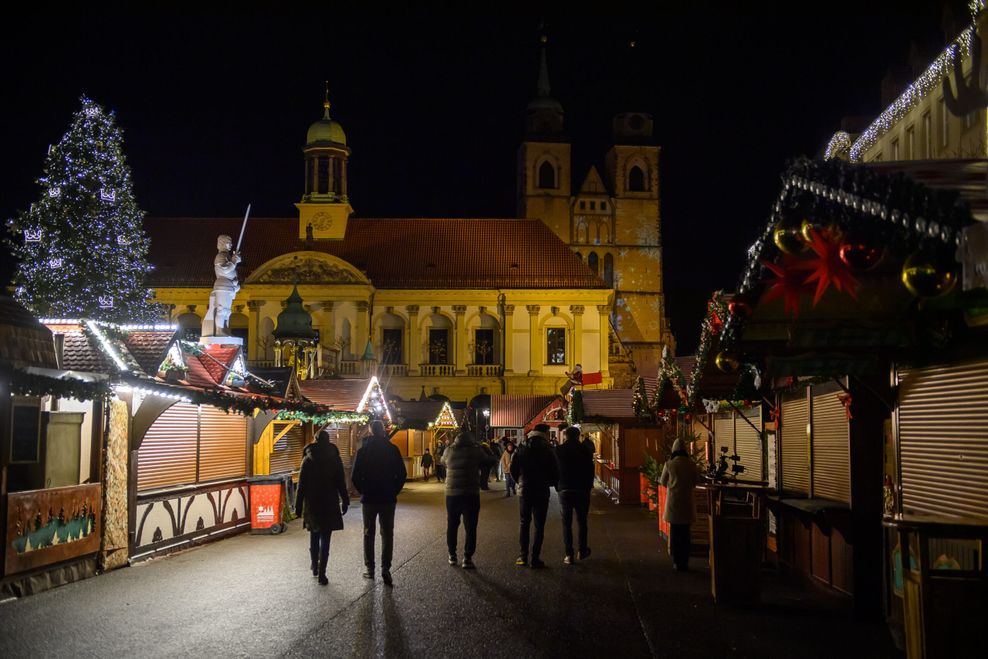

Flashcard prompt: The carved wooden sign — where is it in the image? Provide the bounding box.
[5,483,101,575]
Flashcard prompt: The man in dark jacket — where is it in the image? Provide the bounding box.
[351,419,407,586]
[510,424,559,568]
[295,431,350,586]
[441,430,497,569]
[556,426,595,564]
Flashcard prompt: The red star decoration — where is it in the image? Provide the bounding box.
[760,256,813,317]
[803,227,860,306]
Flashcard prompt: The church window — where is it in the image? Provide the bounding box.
[317,157,330,194]
[598,222,610,244]
[382,328,403,364]
[604,253,614,287]
[601,201,608,211]
[579,200,586,210]
[576,220,588,244]
[332,157,342,193]
[588,252,599,275]
[546,328,566,365]
[590,201,596,210]
[538,160,556,189]
[628,165,646,192]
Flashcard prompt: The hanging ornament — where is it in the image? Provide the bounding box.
[715,350,741,374]
[901,250,957,298]
[98,296,114,309]
[838,227,884,271]
[772,224,805,255]
[24,229,43,242]
[803,227,860,305]
[100,188,116,202]
[117,234,132,246]
[800,219,827,243]
[728,297,753,319]
[760,257,813,316]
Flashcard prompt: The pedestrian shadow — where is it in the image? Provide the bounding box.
[347,586,411,658]
[455,570,556,655]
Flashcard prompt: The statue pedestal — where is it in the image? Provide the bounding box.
[200,336,243,347]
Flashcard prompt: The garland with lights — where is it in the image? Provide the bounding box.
[1,367,113,402]
[6,97,159,322]
[686,291,731,410]
[274,410,370,426]
[823,131,851,161]
[632,376,655,422]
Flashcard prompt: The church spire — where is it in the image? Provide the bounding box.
[525,31,564,138]
[323,80,331,118]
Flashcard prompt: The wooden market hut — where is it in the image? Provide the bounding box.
[490,394,559,444]
[390,399,462,478]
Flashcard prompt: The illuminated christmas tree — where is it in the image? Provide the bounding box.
[7,96,158,321]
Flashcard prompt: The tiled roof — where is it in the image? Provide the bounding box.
[123,331,176,375]
[581,389,635,420]
[300,378,375,412]
[197,345,240,383]
[391,400,445,423]
[490,394,558,428]
[59,331,111,373]
[0,296,56,370]
[145,217,607,290]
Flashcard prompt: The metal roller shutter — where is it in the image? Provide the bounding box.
[198,406,247,482]
[781,392,810,495]
[735,406,764,482]
[897,359,988,520]
[138,402,198,491]
[713,413,734,454]
[269,424,305,475]
[811,383,850,503]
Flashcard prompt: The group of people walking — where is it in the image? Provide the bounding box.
[294,418,696,586]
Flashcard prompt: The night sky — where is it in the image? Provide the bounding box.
[1,4,953,352]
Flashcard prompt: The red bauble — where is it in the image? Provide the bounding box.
[839,229,884,272]
[728,299,752,318]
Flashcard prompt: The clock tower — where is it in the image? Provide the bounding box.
[296,85,352,240]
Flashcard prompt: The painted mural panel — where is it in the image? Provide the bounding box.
[5,483,101,575]
[133,481,248,557]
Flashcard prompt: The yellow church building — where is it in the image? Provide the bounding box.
[146,50,673,401]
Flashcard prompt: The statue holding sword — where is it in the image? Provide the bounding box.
[202,205,250,338]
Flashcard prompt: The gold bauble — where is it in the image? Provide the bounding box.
[901,251,957,298]
[772,225,805,255]
[800,219,825,243]
[714,351,741,374]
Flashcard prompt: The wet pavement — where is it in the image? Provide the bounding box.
[0,480,899,658]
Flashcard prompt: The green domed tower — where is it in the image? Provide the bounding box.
[273,286,319,379]
[296,83,352,241]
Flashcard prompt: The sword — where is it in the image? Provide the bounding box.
[235,204,251,254]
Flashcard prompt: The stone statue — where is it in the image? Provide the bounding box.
[202,234,241,337]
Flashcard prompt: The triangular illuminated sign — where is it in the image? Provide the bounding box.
[433,401,458,429]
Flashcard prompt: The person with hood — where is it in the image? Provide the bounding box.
[294,430,350,586]
[510,424,559,568]
[351,419,407,586]
[555,426,595,565]
[441,430,497,569]
[659,438,699,571]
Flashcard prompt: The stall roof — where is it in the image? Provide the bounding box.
[0,296,56,370]
[581,389,636,421]
[300,376,391,420]
[490,394,559,428]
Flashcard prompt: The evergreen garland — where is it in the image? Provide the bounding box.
[6,97,158,322]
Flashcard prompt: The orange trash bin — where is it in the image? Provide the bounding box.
[249,476,286,534]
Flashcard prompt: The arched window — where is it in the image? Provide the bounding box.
[604,253,614,287]
[575,220,588,244]
[588,252,599,276]
[538,160,556,189]
[628,165,646,192]
[597,221,610,245]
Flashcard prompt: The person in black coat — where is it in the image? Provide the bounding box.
[556,426,595,564]
[294,431,349,585]
[350,419,407,586]
[510,424,559,568]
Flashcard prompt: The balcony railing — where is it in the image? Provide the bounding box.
[379,363,408,377]
[247,360,276,369]
[339,360,360,376]
[419,363,456,377]
[466,364,503,377]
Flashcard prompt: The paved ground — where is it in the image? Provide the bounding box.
[0,480,899,658]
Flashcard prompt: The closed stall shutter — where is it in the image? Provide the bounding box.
[898,359,988,520]
[198,406,247,482]
[269,424,305,475]
[138,402,198,491]
[811,382,850,503]
[735,406,764,482]
[713,413,734,454]
[781,393,809,495]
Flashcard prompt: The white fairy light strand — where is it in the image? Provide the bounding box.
[824,131,851,161]
[850,26,974,162]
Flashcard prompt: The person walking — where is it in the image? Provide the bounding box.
[421,448,434,482]
[351,419,407,586]
[435,440,447,483]
[555,426,594,565]
[441,430,497,569]
[500,441,517,497]
[660,438,699,571]
[510,424,558,569]
[294,430,349,586]
[489,440,503,482]
[478,440,495,491]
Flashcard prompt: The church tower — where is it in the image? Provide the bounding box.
[517,37,571,242]
[296,84,352,240]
